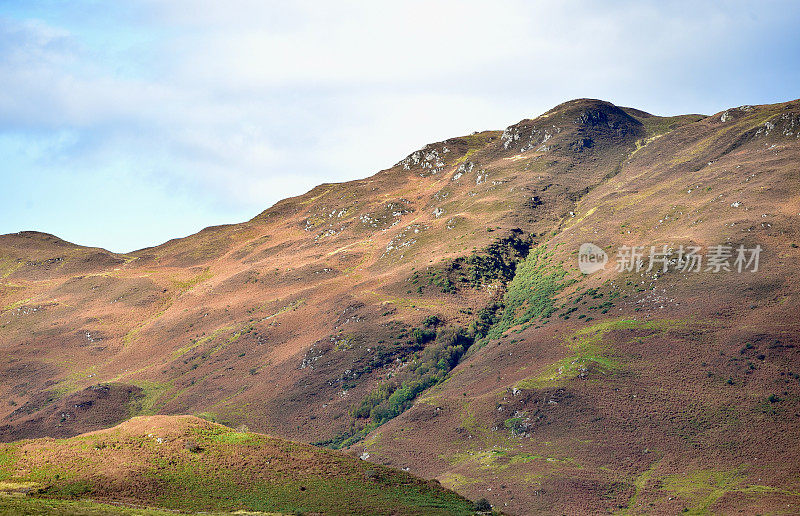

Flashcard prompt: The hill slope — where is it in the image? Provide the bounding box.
[0,415,474,515]
[1,98,800,514]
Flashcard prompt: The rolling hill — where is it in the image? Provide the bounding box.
[1,98,799,514]
[0,415,474,515]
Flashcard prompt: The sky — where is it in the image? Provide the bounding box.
[1,1,799,253]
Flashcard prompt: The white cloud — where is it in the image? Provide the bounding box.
[1,1,799,250]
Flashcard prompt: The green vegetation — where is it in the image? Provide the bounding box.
[639,114,706,138]
[411,268,455,294]
[129,380,173,416]
[655,467,800,514]
[450,131,497,167]
[460,232,530,286]
[447,230,532,290]
[1,298,30,312]
[320,234,542,448]
[516,318,684,390]
[661,468,745,514]
[484,245,573,340]
[0,497,220,516]
[620,459,661,514]
[422,314,441,327]
[323,326,474,449]
[0,418,474,516]
[410,230,532,295]
[320,241,580,449]
[468,303,503,342]
[503,416,527,435]
[334,241,580,449]
[173,324,236,359]
[170,268,213,291]
[0,256,24,279]
[474,498,492,513]
[441,446,580,474]
[0,448,18,482]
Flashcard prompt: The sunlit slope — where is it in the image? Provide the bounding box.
[352,101,800,514]
[2,98,800,514]
[0,415,474,515]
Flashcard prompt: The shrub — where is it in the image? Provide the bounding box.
[347,326,474,445]
[503,417,527,434]
[422,315,441,327]
[474,498,492,512]
[444,230,532,290]
[412,327,436,345]
[469,303,502,339]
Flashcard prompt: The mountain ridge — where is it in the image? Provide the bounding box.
[0,99,683,255]
[2,97,800,514]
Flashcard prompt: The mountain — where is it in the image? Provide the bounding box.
[1,98,799,514]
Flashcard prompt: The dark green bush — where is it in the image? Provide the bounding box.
[412,327,436,344]
[349,326,474,440]
[474,498,492,512]
[422,315,442,327]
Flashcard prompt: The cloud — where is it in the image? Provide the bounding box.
[1,1,799,251]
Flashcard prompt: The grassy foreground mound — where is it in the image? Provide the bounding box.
[0,415,475,515]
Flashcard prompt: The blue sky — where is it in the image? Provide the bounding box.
[1,1,799,253]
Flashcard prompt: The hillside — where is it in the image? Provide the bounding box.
[1,98,799,514]
[0,415,474,515]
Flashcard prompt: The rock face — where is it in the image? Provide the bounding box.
[499,98,644,155]
[2,98,800,514]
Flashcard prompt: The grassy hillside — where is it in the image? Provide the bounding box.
[0,415,475,515]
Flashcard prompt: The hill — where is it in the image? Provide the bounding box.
[0,415,474,515]
[1,98,800,514]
